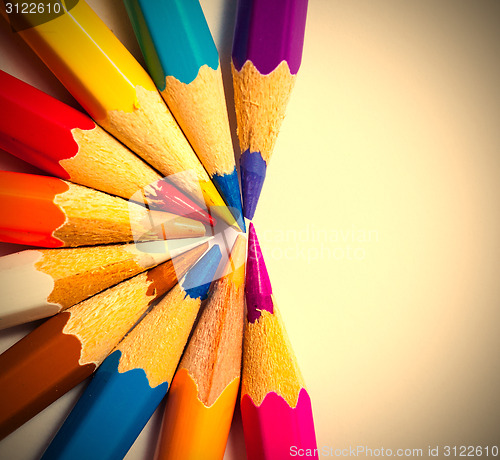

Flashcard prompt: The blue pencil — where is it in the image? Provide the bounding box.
[124,0,245,231]
[41,245,222,460]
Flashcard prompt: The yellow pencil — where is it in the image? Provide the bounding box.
[123,0,245,230]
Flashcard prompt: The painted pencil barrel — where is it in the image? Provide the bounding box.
[0,171,67,247]
[41,350,168,460]
[232,0,308,75]
[123,0,219,89]
[0,69,94,180]
[155,370,240,460]
[241,389,318,460]
[0,312,96,440]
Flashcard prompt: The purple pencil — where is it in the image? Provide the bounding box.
[232,0,308,220]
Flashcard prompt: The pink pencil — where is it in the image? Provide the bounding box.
[241,223,318,459]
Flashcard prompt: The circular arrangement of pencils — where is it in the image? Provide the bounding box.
[0,1,317,459]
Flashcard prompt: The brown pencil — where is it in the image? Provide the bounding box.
[0,243,208,440]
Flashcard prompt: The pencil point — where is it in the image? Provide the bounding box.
[182,245,222,300]
[151,178,215,227]
[240,150,267,220]
[246,223,273,322]
[212,168,246,232]
[199,180,244,231]
[220,233,247,284]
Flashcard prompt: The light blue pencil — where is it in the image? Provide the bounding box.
[124,0,245,231]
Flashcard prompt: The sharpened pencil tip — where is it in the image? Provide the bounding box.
[240,150,267,220]
[212,168,246,232]
[182,244,222,300]
[246,223,273,322]
[146,178,216,227]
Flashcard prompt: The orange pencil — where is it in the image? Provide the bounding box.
[41,245,222,460]
[0,171,206,248]
[155,235,247,460]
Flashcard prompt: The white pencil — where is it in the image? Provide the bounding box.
[0,237,210,329]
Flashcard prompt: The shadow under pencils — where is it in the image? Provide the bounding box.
[216,0,242,174]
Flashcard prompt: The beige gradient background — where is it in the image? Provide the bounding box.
[1,0,499,459]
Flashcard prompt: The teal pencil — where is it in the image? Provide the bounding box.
[124,0,245,231]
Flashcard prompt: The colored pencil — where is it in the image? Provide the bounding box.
[0,1,239,228]
[241,223,318,459]
[42,245,222,460]
[155,234,247,460]
[0,237,209,330]
[0,70,213,226]
[0,243,208,440]
[232,0,308,219]
[0,171,206,248]
[123,0,245,231]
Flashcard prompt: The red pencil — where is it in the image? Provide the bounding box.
[0,70,214,226]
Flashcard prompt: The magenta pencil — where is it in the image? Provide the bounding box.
[241,223,318,459]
